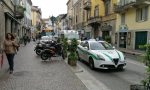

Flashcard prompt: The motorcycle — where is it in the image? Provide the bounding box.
[40,42,64,60]
[34,42,49,55]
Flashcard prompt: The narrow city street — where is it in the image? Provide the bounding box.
[78,54,146,90]
[0,42,88,90]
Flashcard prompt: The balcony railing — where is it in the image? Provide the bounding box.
[84,1,91,10]
[88,16,102,25]
[114,0,150,13]
[15,5,26,19]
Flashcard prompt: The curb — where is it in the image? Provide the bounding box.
[119,49,143,56]
[64,59,110,90]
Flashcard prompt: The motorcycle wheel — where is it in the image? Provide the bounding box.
[41,52,49,60]
[36,49,41,55]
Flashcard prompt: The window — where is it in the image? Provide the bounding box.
[136,6,148,22]
[121,13,125,24]
[90,42,113,50]
[94,6,99,17]
[84,42,89,49]
[104,0,111,16]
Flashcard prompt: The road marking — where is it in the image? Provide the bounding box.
[74,64,111,90]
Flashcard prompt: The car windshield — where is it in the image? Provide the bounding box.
[90,42,113,50]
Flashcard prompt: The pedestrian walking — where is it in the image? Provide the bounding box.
[3,33,19,74]
[23,34,28,46]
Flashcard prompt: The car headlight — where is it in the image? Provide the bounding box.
[97,55,105,61]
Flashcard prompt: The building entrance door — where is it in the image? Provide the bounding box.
[119,32,127,48]
[135,31,147,50]
[102,31,109,40]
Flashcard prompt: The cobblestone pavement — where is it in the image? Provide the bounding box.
[0,42,88,90]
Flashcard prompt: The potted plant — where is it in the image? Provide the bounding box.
[140,44,150,89]
[130,45,150,90]
[68,52,78,66]
[68,38,78,66]
[62,38,68,58]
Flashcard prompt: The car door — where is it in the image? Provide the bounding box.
[82,41,90,62]
[77,42,85,60]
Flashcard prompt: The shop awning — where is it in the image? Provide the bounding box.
[4,12,21,24]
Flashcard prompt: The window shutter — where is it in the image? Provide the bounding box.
[144,6,148,21]
[136,9,139,22]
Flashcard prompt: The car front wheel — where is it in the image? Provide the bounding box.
[89,58,95,70]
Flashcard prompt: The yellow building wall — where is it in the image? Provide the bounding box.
[90,0,105,17]
[116,6,150,31]
[110,0,117,14]
[31,11,37,26]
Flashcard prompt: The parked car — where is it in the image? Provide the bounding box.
[39,36,52,43]
[59,30,81,44]
[77,40,126,70]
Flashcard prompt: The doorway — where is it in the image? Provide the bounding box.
[119,32,127,48]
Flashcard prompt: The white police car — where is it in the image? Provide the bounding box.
[77,40,126,70]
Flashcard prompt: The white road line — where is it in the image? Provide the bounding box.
[75,64,111,90]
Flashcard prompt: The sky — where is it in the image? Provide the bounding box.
[32,0,68,18]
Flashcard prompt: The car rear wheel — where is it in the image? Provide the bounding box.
[89,58,95,70]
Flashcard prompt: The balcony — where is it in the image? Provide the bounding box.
[84,1,91,10]
[114,0,150,13]
[15,5,26,19]
[88,16,102,26]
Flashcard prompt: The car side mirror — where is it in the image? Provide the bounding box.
[84,47,88,50]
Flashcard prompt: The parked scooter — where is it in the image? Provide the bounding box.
[40,41,64,60]
[34,42,48,55]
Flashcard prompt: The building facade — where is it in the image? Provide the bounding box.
[0,0,25,50]
[31,6,42,38]
[101,0,117,45]
[115,0,150,50]
[67,0,73,29]
[84,0,105,39]
[22,0,32,37]
[60,14,68,30]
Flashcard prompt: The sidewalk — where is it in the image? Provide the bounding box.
[0,42,88,90]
